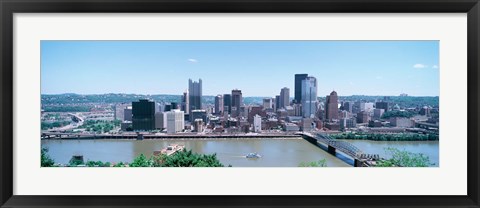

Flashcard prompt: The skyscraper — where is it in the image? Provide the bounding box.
[181,90,189,114]
[188,79,202,114]
[275,95,280,111]
[301,76,317,118]
[132,99,156,131]
[325,91,339,121]
[214,94,223,115]
[295,74,308,104]
[231,89,243,117]
[223,94,232,114]
[280,87,290,109]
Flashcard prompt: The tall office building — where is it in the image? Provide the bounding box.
[325,91,339,121]
[253,114,262,132]
[132,99,156,131]
[376,101,389,112]
[166,109,185,134]
[231,89,243,117]
[301,77,317,118]
[343,101,352,113]
[223,94,232,114]
[155,112,167,130]
[263,98,272,109]
[188,79,202,114]
[114,103,129,121]
[214,94,223,115]
[280,87,290,109]
[181,90,189,113]
[275,95,281,110]
[295,74,308,104]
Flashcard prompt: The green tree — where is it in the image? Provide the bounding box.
[41,148,55,167]
[129,154,154,167]
[376,147,431,167]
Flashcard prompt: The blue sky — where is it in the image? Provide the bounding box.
[41,41,439,97]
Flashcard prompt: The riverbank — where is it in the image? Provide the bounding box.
[41,133,302,140]
[331,133,439,141]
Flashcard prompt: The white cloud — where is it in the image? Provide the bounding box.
[187,58,198,63]
[413,63,428,69]
[432,65,439,69]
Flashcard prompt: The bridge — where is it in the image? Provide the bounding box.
[298,132,379,167]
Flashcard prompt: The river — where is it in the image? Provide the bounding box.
[41,138,439,167]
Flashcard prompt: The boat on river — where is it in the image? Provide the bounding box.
[245,152,262,159]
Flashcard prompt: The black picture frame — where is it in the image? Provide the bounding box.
[1,0,479,207]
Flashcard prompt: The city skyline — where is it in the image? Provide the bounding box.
[41,40,439,96]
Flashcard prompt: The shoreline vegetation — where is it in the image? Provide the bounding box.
[331,132,439,141]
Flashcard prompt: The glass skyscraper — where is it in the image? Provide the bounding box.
[301,77,317,118]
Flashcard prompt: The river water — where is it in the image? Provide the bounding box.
[41,138,439,167]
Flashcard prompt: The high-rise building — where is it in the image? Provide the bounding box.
[132,99,156,131]
[301,76,317,118]
[181,90,189,113]
[124,106,133,122]
[356,111,369,123]
[263,98,272,109]
[364,102,374,112]
[280,87,290,109]
[295,74,308,104]
[275,95,280,110]
[231,89,243,117]
[343,101,352,113]
[214,94,223,115]
[253,114,262,132]
[166,109,184,134]
[194,119,204,133]
[325,91,339,121]
[155,112,167,130]
[376,101,389,112]
[373,109,385,119]
[223,94,232,114]
[188,79,202,114]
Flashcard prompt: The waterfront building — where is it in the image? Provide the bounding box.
[231,89,243,117]
[194,119,204,132]
[263,98,272,109]
[283,122,300,132]
[301,76,317,118]
[188,79,202,114]
[356,111,370,124]
[214,94,223,115]
[294,74,308,104]
[280,87,290,108]
[375,101,389,112]
[324,122,340,131]
[253,114,262,132]
[373,109,385,120]
[325,91,339,121]
[132,99,156,131]
[166,109,184,133]
[181,90,189,113]
[223,94,232,114]
[389,117,414,128]
[191,109,207,123]
[155,112,167,130]
[124,106,132,121]
[302,118,314,131]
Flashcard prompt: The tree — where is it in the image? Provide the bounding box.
[129,154,154,167]
[41,148,55,167]
[376,147,432,167]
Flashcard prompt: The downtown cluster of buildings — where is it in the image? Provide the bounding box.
[113,74,439,134]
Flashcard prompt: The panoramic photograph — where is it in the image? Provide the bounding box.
[40,40,439,167]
